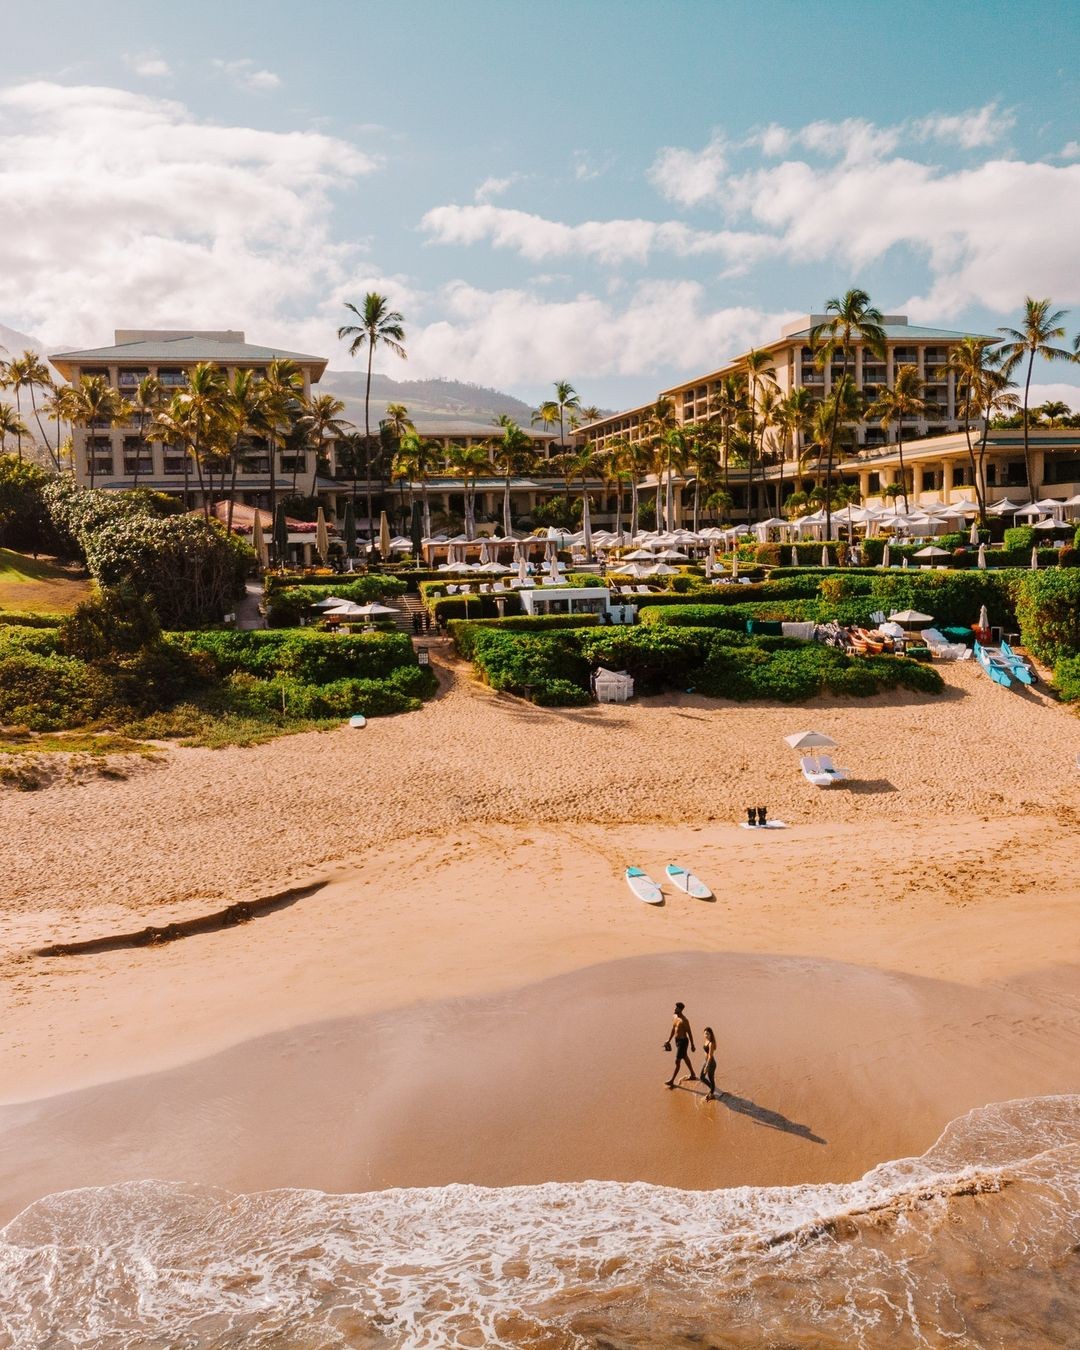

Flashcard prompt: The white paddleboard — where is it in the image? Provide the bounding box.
[625,867,663,904]
[738,820,787,830]
[348,714,367,728]
[665,864,712,899]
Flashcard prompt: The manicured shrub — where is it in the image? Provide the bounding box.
[1058,545,1079,568]
[171,629,417,683]
[448,614,599,659]
[1013,570,1080,664]
[430,593,524,622]
[0,610,64,629]
[1052,654,1080,702]
[1004,525,1036,552]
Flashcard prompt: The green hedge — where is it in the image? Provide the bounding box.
[430,593,524,622]
[169,629,418,683]
[218,664,436,719]
[1052,654,1080,702]
[1013,571,1080,665]
[0,610,65,629]
[0,651,119,729]
[448,613,599,659]
[265,574,406,627]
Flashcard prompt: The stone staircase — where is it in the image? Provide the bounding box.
[391,592,427,636]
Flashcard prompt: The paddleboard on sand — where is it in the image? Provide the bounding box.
[739,820,787,830]
[348,714,367,728]
[625,867,663,904]
[665,864,712,899]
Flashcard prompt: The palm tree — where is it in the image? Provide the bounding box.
[221,368,266,534]
[708,374,746,500]
[810,288,886,539]
[392,431,442,540]
[128,374,163,490]
[867,365,926,513]
[741,349,778,525]
[568,440,603,558]
[976,366,1020,500]
[997,298,1072,499]
[180,362,228,517]
[0,403,29,454]
[446,442,489,538]
[533,380,582,455]
[642,397,677,530]
[5,351,57,467]
[940,338,998,522]
[43,384,82,472]
[256,359,305,518]
[303,392,352,497]
[71,375,125,489]
[1035,400,1072,427]
[337,293,407,530]
[490,416,535,538]
[778,386,815,483]
[155,392,197,508]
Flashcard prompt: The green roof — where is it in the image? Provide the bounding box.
[782,323,997,344]
[51,335,326,367]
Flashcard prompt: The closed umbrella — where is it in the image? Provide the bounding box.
[705,540,716,578]
[517,556,528,582]
[252,511,268,569]
[977,543,987,569]
[791,543,800,567]
[379,510,392,560]
[731,552,739,580]
[315,507,329,563]
[479,539,491,565]
[1031,546,1039,570]
[342,498,356,560]
[821,545,829,567]
[969,520,980,546]
[881,541,891,568]
[978,604,990,631]
[901,556,909,569]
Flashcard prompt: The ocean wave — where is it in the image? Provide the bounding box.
[2,1095,1078,1349]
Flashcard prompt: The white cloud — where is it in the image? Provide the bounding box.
[572,150,612,182]
[474,174,520,203]
[421,202,769,270]
[0,81,377,350]
[647,132,727,207]
[913,103,1014,149]
[1027,382,1080,412]
[212,58,281,93]
[1062,141,1080,160]
[402,279,790,386]
[125,52,171,79]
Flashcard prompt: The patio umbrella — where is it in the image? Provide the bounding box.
[821,545,829,567]
[656,549,689,561]
[969,520,980,545]
[321,602,368,618]
[791,544,800,566]
[881,541,891,568]
[1033,517,1062,531]
[978,604,990,631]
[547,554,562,582]
[784,730,838,751]
[977,543,987,569]
[1031,546,1039,570]
[517,556,528,582]
[353,602,400,618]
[888,609,934,628]
[913,545,950,559]
[379,510,392,559]
[315,507,329,563]
[342,499,356,559]
[731,553,739,580]
[313,594,353,610]
[479,539,491,564]
[623,549,655,560]
[252,511,268,569]
[272,502,288,564]
[901,556,909,569]
[705,540,716,578]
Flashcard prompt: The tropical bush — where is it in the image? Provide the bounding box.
[1012,571,1080,664]
[1004,525,1036,552]
[265,574,406,627]
[0,459,54,552]
[0,650,119,729]
[1051,654,1080,703]
[448,613,599,659]
[170,629,416,683]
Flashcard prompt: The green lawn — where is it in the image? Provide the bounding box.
[0,549,93,614]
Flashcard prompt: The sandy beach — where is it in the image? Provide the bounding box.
[1,650,1080,1214]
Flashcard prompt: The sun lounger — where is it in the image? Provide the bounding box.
[817,754,850,780]
[870,611,887,626]
[800,755,837,787]
[921,628,970,660]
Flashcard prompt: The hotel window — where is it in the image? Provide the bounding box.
[1045,455,1080,484]
[117,368,149,389]
[122,437,153,475]
[159,367,188,388]
[867,472,881,493]
[87,437,114,474]
[163,454,187,475]
[892,347,917,365]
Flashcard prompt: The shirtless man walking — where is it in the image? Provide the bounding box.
[663,1002,697,1088]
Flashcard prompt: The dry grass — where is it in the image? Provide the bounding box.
[0,549,92,614]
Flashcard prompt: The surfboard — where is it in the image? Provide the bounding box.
[625,867,663,904]
[738,820,787,830]
[665,864,712,899]
[348,714,367,728]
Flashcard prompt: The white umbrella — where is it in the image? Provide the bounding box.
[315,507,329,563]
[987,498,1021,515]
[313,594,353,610]
[978,604,990,631]
[656,549,689,561]
[969,520,980,545]
[821,545,829,567]
[977,543,987,569]
[610,562,646,578]
[379,510,392,559]
[888,609,934,627]
[881,541,891,568]
[646,562,679,576]
[1031,546,1039,570]
[352,601,400,617]
[547,555,562,582]
[517,556,528,582]
[622,549,656,560]
[1033,517,1063,531]
[731,553,739,580]
[913,545,951,558]
[479,539,491,564]
[901,556,910,569]
[705,541,715,578]
[784,730,838,751]
[322,602,369,619]
[791,543,800,566]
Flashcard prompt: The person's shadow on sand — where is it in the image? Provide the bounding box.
[677,1084,826,1144]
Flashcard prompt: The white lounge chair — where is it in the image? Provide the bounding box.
[817,754,850,781]
[800,755,835,787]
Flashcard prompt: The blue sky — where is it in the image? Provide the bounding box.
[3,0,1079,409]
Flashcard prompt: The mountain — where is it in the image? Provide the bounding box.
[318,371,537,430]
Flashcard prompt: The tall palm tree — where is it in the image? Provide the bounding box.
[810,288,886,538]
[741,349,778,525]
[0,403,29,454]
[642,397,677,530]
[255,358,305,518]
[997,298,1072,500]
[446,441,489,539]
[708,374,746,500]
[567,440,603,558]
[303,392,352,497]
[1035,400,1072,427]
[392,431,442,540]
[337,293,407,529]
[5,351,57,467]
[155,392,197,508]
[71,375,125,489]
[976,366,1019,500]
[490,416,535,538]
[940,338,1000,522]
[179,362,228,518]
[128,374,163,490]
[43,384,82,473]
[533,380,582,453]
[867,365,926,513]
[221,369,266,534]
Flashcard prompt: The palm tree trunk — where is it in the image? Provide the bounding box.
[503,474,512,537]
[310,436,321,498]
[364,343,375,547]
[824,357,849,540]
[961,400,985,524]
[227,439,241,536]
[580,474,592,559]
[897,424,909,513]
[28,387,59,470]
[267,435,276,521]
[14,389,23,461]
[614,478,623,538]
[422,480,431,540]
[630,477,639,539]
[1022,350,1036,499]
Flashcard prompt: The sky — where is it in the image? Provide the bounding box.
[2,0,1079,411]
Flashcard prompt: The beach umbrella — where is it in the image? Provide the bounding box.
[790,543,799,567]
[342,498,356,559]
[322,602,368,618]
[353,601,400,618]
[656,549,689,561]
[783,730,838,751]
[888,609,934,628]
[705,540,716,578]
[821,545,829,567]
[547,554,562,582]
[913,545,950,558]
[1031,546,1039,570]
[1033,517,1062,531]
[977,543,987,569]
[901,556,909,569]
[479,538,491,564]
[978,604,990,631]
[969,520,980,545]
[881,541,891,568]
[313,594,353,610]
[272,502,288,565]
[379,509,392,559]
[252,511,268,569]
[731,553,739,580]
[517,556,528,582]
[315,507,329,563]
